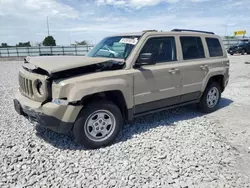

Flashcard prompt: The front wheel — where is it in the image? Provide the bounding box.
[199,82,221,113]
[241,49,246,55]
[73,101,123,149]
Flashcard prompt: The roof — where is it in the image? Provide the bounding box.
[108,30,218,38]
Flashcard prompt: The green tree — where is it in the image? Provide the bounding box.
[1,43,9,48]
[43,36,56,46]
[16,41,31,47]
[75,40,88,45]
[225,36,235,39]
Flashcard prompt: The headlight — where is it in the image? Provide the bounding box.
[35,79,44,96]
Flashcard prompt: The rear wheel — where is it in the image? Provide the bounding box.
[199,82,221,113]
[73,101,123,149]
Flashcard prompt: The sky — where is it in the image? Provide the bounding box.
[0,0,250,46]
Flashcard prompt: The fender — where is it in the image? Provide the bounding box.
[66,77,134,109]
[201,67,226,92]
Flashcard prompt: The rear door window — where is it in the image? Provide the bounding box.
[206,38,223,57]
[180,36,205,60]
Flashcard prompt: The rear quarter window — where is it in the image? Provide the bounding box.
[206,38,223,57]
[180,36,205,60]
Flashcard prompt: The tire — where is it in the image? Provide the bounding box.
[241,49,246,55]
[73,101,123,149]
[247,52,250,54]
[199,82,221,113]
[230,53,234,55]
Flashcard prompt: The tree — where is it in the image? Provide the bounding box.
[16,41,31,47]
[75,40,88,45]
[43,36,56,46]
[225,36,235,39]
[1,43,9,48]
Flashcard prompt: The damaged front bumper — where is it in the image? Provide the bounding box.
[14,92,82,133]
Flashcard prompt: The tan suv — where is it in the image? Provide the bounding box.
[14,29,230,149]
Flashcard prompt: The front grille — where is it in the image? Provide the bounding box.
[19,74,34,98]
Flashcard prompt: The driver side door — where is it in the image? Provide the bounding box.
[133,36,182,114]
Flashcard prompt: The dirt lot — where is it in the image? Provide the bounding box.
[0,55,250,188]
[207,55,250,177]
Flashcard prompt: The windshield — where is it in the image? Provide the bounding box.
[87,36,140,59]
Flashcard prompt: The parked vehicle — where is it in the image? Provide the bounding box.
[14,29,230,149]
[228,40,250,55]
[95,46,121,58]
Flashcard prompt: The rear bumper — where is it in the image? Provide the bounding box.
[14,92,82,133]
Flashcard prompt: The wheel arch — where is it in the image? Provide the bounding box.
[202,74,225,93]
[78,90,130,121]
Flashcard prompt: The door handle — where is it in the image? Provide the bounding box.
[200,65,208,70]
[168,69,176,74]
[169,68,179,74]
[174,68,179,72]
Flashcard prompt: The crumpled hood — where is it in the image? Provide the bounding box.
[24,56,124,74]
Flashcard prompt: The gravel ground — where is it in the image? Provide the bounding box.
[0,57,250,188]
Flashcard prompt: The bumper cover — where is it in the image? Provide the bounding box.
[228,49,241,54]
[14,92,82,133]
[14,99,73,133]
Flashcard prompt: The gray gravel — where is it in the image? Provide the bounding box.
[0,60,250,188]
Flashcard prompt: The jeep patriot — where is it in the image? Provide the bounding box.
[14,29,230,149]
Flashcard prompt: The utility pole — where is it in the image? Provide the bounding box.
[68,31,72,45]
[47,16,50,36]
[224,24,227,37]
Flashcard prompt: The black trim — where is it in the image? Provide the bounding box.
[134,91,201,116]
[134,100,199,118]
[135,96,180,114]
[171,29,214,35]
[127,107,134,121]
[14,99,73,133]
[179,92,201,103]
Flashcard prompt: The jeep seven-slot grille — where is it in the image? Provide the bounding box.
[19,74,34,98]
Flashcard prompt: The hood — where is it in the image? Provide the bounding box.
[24,56,124,74]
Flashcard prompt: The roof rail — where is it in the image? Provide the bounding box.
[142,30,158,33]
[171,29,214,35]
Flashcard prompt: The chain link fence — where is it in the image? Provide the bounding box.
[1,39,249,58]
[0,45,94,57]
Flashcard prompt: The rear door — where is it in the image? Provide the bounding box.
[133,36,182,114]
[177,36,226,102]
[177,36,208,102]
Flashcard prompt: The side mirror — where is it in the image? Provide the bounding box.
[136,53,154,66]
